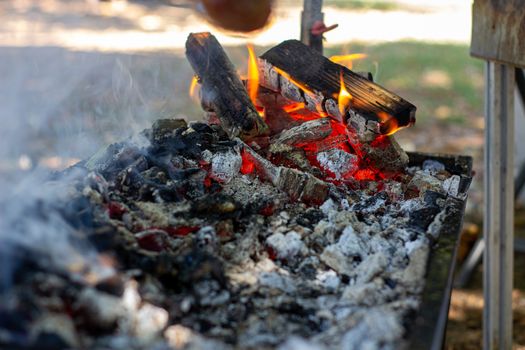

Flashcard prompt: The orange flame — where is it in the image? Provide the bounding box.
[189,75,199,100]
[282,102,306,113]
[377,112,402,136]
[330,53,368,69]
[338,70,352,116]
[247,44,259,107]
[273,67,315,96]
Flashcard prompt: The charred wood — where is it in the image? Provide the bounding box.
[185,32,269,139]
[258,40,416,141]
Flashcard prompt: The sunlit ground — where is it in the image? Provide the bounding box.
[2,0,470,51]
[0,0,523,348]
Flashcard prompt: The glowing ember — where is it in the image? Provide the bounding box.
[337,70,352,116]
[240,149,256,174]
[330,53,368,69]
[282,102,306,113]
[247,44,260,108]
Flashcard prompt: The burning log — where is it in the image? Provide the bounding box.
[185,32,269,139]
[258,40,416,142]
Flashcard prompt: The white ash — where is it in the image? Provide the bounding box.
[210,149,242,183]
[266,231,306,260]
[317,149,358,179]
[443,174,461,198]
[2,121,471,350]
[422,159,446,174]
[407,170,444,195]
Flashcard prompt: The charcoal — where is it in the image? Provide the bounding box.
[352,191,389,214]
[409,208,440,233]
[191,193,238,218]
[74,288,125,334]
[31,314,79,349]
[406,170,444,197]
[294,208,325,229]
[85,143,143,181]
[31,331,71,350]
[176,250,226,287]
[4,100,472,350]
[147,118,188,144]
[95,275,125,297]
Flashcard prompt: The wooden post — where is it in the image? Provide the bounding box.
[483,61,514,350]
[301,0,324,53]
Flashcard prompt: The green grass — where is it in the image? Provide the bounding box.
[324,41,484,126]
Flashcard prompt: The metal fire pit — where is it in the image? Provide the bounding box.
[406,152,473,350]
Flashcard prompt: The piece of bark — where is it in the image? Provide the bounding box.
[185,32,268,139]
[258,40,416,141]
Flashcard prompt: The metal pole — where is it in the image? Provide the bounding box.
[301,0,324,53]
[483,61,514,350]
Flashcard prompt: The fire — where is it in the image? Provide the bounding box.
[282,102,305,113]
[377,112,402,136]
[273,67,315,96]
[337,70,352,116]
[189,75,199,99]
[330,53,368,69]
[247,44,259,107]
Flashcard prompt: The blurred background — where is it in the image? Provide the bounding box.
[0,0,523,348]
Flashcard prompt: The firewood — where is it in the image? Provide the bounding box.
[258,40,416,142]
[185,32,268,139]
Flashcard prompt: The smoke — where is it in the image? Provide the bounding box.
[0,47,195,290]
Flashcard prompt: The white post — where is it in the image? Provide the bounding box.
[484,61,514,349]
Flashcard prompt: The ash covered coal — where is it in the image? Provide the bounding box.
[0,117,471,350]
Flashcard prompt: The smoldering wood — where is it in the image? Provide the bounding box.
[185,32,269,139]
[258,58,383,142]
[271,118,332,145]
[351,135,409,173]
[259,40,416,136]
[255,87,303,135]
[268,143,323,177]
[238,140,330,204]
